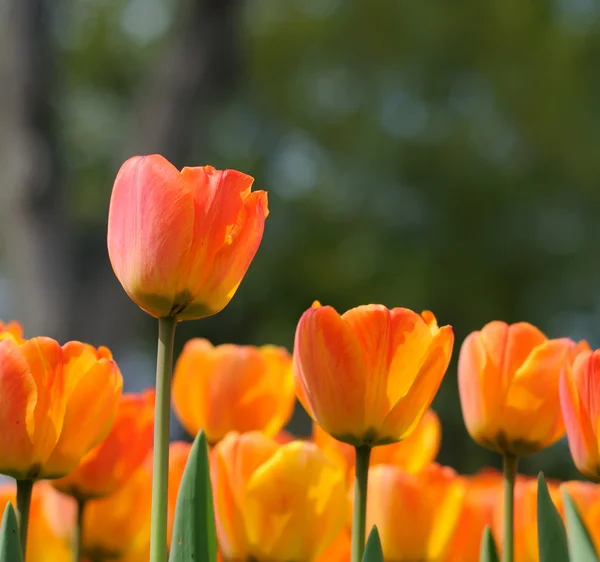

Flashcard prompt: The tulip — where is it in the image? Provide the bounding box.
[107,154,269,321]
[315,527,351,562]
[82,461,152,560]
[0,320,25,343]
[0,482,73,562]
[561,481,600,554]
[211,431,347,562]
[493,478,562,562]
[53,389,155,500]
[313,409,442,483]
[362,463,464,561]
[294,303,453,562]
[107,154,269,562]
[167,441,192,548]
[172,339,295,444]
[444,469,502,562]
[458,321,576,562]
[559,348,600,480]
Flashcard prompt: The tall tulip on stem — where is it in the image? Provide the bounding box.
[458,321,578,562]
[293,303,453,562]
[107,154,268,562]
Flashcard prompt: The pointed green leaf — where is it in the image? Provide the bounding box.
[169,431,217,562]
[362,525,384,562]
[480,525,499,562]
[537,472,569,562]
[563,489,599,562]
[0,503,23,562]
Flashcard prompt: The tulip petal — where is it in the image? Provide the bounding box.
[293,306,369,440]
[43,342,123,478]
[380,326,453,443]
[244,442,347,562]
[107,155,195,317]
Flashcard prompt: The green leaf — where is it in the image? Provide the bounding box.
[168,430,217,562]
[563,489,599,562]
[537,472,569,562]
[479,525,499,562]
[0,503,23,562]
[362,525,384,562]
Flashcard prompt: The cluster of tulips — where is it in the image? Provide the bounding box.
[1,154,600,562]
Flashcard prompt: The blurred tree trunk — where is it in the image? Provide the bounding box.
[0,0,242,351]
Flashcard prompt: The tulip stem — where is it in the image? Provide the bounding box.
[73,499,86,562]
[352,446,372,562]
[502,454,518,562]
[16,479,33,558]
[150,316,177,562]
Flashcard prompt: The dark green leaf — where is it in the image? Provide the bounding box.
[537,472,569,562]
[169,430,217,562]
[362,525,384,562]
[0,503,23,562]
[563,489,599,562]
[480,525,500,562]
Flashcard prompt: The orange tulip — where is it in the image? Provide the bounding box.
[0,481,73,562]
[167,441,192,548]
[53,390,154,499]
[559,348,600,480]
[0,320,24,343]
[107,154,269,320]
[313,409,442,482]
[493,477,562,562]
[458,321,577,456]
[561,481,600,554]
[0,338,122,479]
[172,339,294,444]
[211,431,347,562]
[315,527,351,562]
[82,461,152,560]
[362,463,464,561]
[444,469,502,562]
[293,304,453,447]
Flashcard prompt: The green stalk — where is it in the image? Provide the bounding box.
[351,446,372,562]
[149,316,177,562]
[502,454,518,562]
[16,479,33,558]
[73,498,86,562]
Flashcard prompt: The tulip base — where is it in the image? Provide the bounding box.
[150,316,177,562]
[352,446,372,562]
[502,454,518,562]
[16,479,33,557]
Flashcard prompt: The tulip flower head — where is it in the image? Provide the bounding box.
[53,389,155,500]
[362,463,465,562]
[458,321,576,456]
[293,303,453,447]
[313,409,442,482]
[0,337,122,480]
[107,154,269,320]
[211,431,347,562]
[560,348,600,480]
[172,339,294,444]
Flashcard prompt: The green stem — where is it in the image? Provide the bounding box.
[73,499,85,562]
[149,316,177,562]
[351,446,372,562]
[16,479,33,559]
[502,454,518,562]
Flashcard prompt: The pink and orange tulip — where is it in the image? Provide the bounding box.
[560,348,600,480]
[458,321,576,456]
[0,338,122,479]
[107,154,268,320]
[53,390,154,499]
[211,431,347,562]
[362,463,464,561]
[293,303,453,447]
[172,339,294,444]
[313,409,441,482]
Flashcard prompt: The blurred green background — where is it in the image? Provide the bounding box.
[1,0,599,479]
